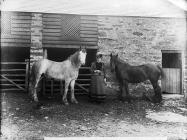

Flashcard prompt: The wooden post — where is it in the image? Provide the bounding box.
[51,79,54,96]
[185,13,187,102]
[60,80,63,96]
[42,49,47,96]
[25,59,30,93]
[185,48,187,101]
[42,77,46,96]
[43,49,48,59]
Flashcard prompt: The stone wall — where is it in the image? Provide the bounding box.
[98,16,186,64]
[30,13,43,68]
[185,46,187,100]
[97,16,186,95]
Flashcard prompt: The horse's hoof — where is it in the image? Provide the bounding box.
[154,99,162,104]
[71,99,78,104]
[33,97,39,102]
[120,96,131,103]
[144,96,153,102]
[33,102,42,109]
[63,101,69,106]
[73,101,78,104]
[151,96,162,104]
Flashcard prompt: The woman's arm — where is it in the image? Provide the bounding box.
[102,63,106,78]
[90,62,96,73]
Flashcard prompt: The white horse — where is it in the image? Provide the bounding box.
[29,48,87,105]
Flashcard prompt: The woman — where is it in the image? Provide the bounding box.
[89,52,107,102]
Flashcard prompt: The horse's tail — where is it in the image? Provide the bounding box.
[157,65,165,80]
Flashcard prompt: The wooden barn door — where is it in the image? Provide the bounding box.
[161,50,182,94]
[42,13,98,95]
[1,12,31,92]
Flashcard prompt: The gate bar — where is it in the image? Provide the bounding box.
[75,83,89,93]
[1,75,25,91]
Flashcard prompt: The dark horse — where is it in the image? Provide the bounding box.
[110,53,165,103]
[29,48,87,105]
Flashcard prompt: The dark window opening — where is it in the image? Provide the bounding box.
[1,47,30,62]
[162,53,182,68]
[46,48,97,67]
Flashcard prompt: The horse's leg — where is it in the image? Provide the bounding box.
[118,82,123,100]
[62,80,70,106]
[33,74,41,102]
[124,81,131,102]
[120,80,128,100]
[70,80,78,104]
[151,81,162,103]
[122,81,131,102]
[60,80,63,96]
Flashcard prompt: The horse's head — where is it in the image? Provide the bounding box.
[78,47,87,65]
[110,53,118,72]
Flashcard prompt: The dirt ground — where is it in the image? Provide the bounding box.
[1,88,187,140]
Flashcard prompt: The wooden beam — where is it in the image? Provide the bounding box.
[0,69,26,72]
[43,49,48,59]
[2,74,25,76]
[0,79,25,82]
[25,59,30,92]
[1,43,31,47]
[1,83,25,86]
[42,77,46,96]
[1,35,31,39]
[43,44,98,49]
[1,62,26,65]
[51,80,54,96]
[1,39,31,43]
[60,80,63,95]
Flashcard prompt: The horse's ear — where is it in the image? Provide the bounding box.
[84,46,87,52]
[79,46,82,51]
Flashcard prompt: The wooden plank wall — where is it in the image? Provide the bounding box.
[1,11,98,48]
[1,12,31,91]
[42,13,98,48]
[1,11,31,48]
[1,11,98,51]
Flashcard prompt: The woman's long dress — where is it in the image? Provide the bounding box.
[89,62,106,102]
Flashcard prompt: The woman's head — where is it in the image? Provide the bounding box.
[96,54,102,62]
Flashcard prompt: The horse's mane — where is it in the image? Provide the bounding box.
[116,56,129,66]
[68,51,81,67]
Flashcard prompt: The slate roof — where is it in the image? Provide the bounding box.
[1,0,187,17]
